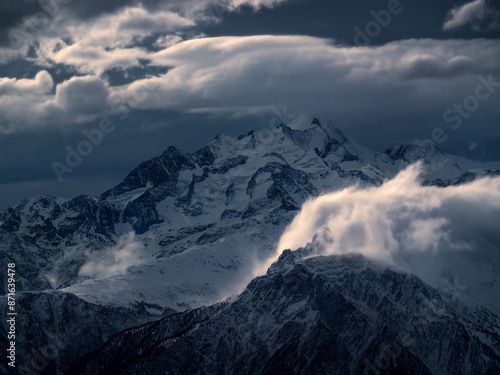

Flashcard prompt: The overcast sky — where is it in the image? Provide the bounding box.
[0,0,499,209]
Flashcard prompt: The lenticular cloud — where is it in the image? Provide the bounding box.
[273,163,500,310]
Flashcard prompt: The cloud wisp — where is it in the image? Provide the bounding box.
[443,0,500,32]
[79,232,145,278]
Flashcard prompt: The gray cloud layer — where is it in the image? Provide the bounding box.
[2,36,499,132]
[0,0,499,209]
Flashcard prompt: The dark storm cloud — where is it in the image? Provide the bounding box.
[199,0,500,43]
[55,75,109,114]
[5,35,496,131]
[0,0,499,210]
[58,0,162,20]
[0,0,285,47]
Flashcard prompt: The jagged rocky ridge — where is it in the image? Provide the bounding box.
[0,119,484,302]
[1,119,392,306]
[67,248,500,375]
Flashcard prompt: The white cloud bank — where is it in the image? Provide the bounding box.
[268,163,500,311]
[112,36,500,113]
[1,0,289,67]
[1,36,499,131]
[0,72,110,132]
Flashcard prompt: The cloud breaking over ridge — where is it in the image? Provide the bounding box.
[270,163,500,310]
[277,163,500,260]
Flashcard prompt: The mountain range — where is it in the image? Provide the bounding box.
[1,118,499,374]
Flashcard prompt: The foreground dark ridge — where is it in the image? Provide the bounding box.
[67,250,500,375]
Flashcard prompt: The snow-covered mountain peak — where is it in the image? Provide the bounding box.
[3,116,500,312]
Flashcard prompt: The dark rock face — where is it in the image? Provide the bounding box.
[0,195,120,294]
[122,174,179,234]
[0,208,22,232]
[0,291,171,375]
[66,252,500,375]
[246,162,317,212]
[100,146,201,200]
[385,143,445,164]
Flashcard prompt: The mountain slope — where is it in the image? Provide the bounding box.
[0,291,174,375]
[2,118,500,374]
[4,118,495,312]
[67,249,500,375]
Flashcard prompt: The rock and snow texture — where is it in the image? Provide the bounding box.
[2,119,498,311]
[1,118,500,374]
[67,250,500,375]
